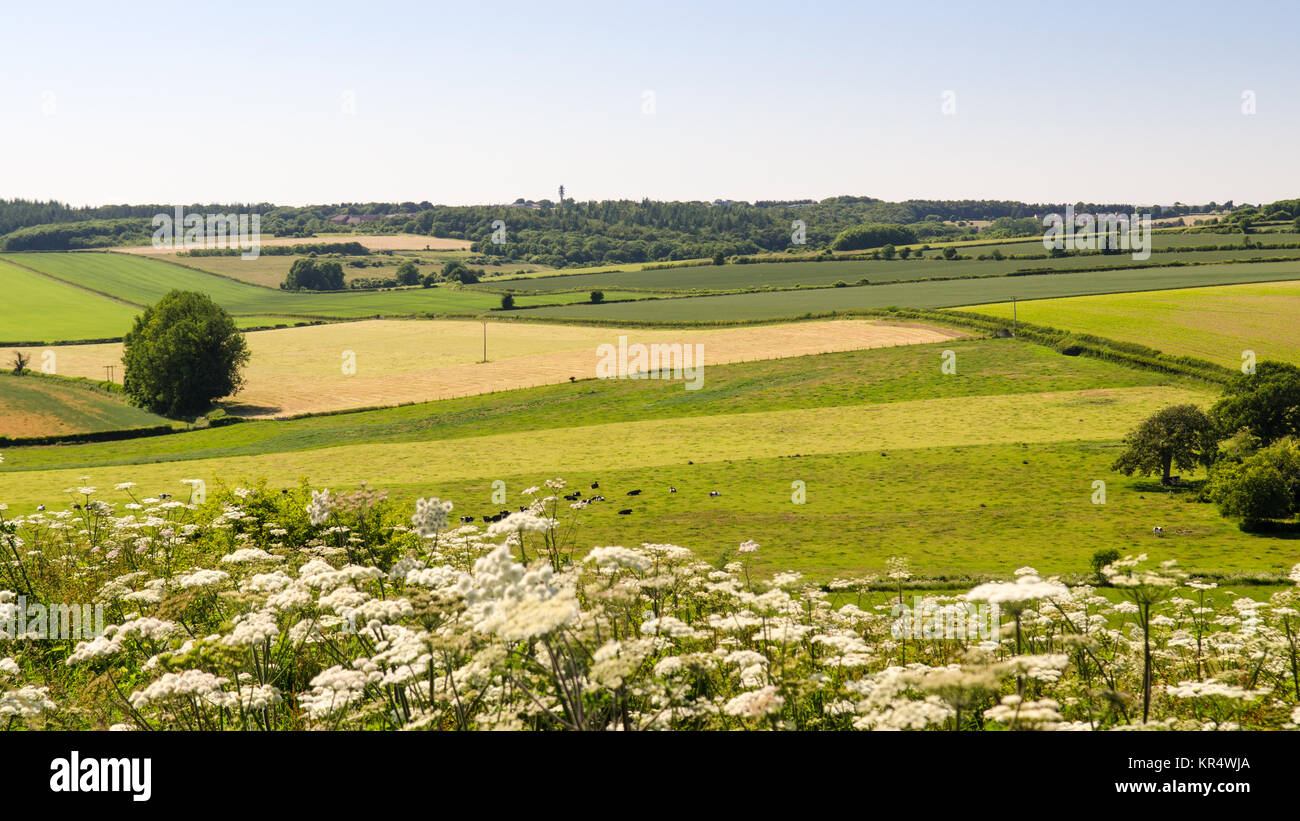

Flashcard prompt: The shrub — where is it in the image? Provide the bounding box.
[589,290,604,303]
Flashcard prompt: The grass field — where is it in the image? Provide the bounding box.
[0,253,655,338]
[10,318,961,417]
[0,374,169,438]
[963,280,1300,367]
[5,336,1279,580]
[487,248,1300,293]
[0,260,140,342]
[502,259,1300,321]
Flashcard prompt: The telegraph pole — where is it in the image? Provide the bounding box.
[1012,297,1017,337]
[482,320,487,363]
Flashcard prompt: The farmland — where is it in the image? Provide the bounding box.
[0,259,140,342]
[500,259,1300,321]
[8,318,960,417]
[488,246,1300,294]
[0,252,656,343]
[3,336,1274,580]
[963,279,1300,368]
[0,374,170,438]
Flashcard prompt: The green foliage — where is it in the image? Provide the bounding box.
[395,259,421,286]
[1091,548,1121,579]
[589,290,604,304]
[282,258,345,291]
[830,224,916,252]
[500,293,515,310]
[1211,361,1300,444]
[1207,438,1300,525]
[1111,404,1218,483]
[122,290,251,418]
[712,251,726,265]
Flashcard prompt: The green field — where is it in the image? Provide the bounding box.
[0,253,658,339]
[501,260,1300,322]
[964,279,1300,368]
[5,337,1287,580]
[487,247,1300,293]
[0,260,141,342]
[0,374,170,438]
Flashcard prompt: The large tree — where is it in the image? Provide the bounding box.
[122,290,250,417]
[282,258,344,291]
[1211,361,1300,445]
[1111,404,1218,484]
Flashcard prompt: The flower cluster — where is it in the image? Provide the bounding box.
[0,481,1297,731]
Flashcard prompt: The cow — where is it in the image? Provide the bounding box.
[627,489,642,496]
[1153,526,1164,537]
[709,491,721,497]
[617,509,633,515]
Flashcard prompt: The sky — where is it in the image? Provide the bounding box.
[1,0,1297,207]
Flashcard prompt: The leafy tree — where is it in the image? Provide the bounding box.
[1111,404,1218,484]
[122,290,250,417]
[421,272,438,288]
[712,252,725,265]
[10,350,29,375]
[829,223,916,252]
[500,293,515,310]
[898,246,912,259]
[395,259,421,286]
[1211,361,1300,444]
[1207,438,1300,526]
[589,290,604,304]
[880,244,896,260]
[282,258,344,291]
[942,246,958,260]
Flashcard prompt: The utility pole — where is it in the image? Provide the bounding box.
[482,320,487,363]
[1012,297,1017,337]
[105,364,115,383]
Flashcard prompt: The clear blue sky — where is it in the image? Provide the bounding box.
[2,0,1296,207]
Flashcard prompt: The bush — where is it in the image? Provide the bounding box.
[395,260,421,286]
[282,258,345,291]
[500,293,515,310]
[830,223,917,251]
[1091,548,1121,580]
[589,290,604,303]
[122,290,250,418]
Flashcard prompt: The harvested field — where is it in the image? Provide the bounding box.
[114,233,469,254]
[12,319,964,418]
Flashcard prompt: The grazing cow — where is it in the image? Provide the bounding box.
[460,516,475,523]
[591,482,599,489]
[36,505,45,512]
[1153,526,1164,537]
[669,487,677,493]
[591,495,605,502]
[627,489,642,496]
[618,509,633,515]
[564,493,578,501]
[709,491,721,497]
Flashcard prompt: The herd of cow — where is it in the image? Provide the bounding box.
[458,480,724,524]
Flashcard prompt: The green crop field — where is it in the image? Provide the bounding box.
[0,374,170,438]
[0,253,656,340]
[5,336,1281,580]
[501,259,1300,322]
[963,279,1300,368]
[0,260,141,342]
[487,247,1300,294]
